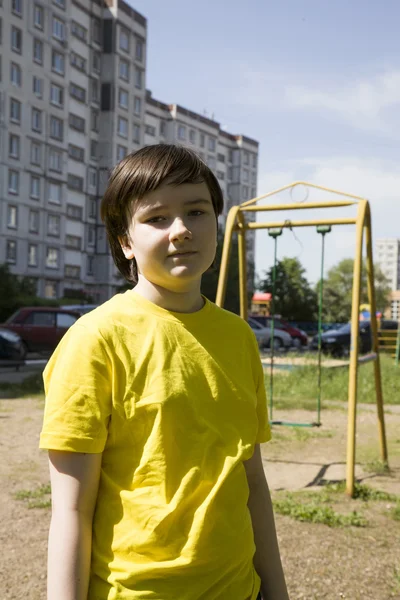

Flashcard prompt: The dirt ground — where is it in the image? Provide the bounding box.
[1,395,399,600]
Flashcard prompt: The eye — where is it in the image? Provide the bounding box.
[146,215,165,223]
[189,210,205,217]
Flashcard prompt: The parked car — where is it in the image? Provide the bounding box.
[60,304,99,316]
[310,320,398,358]
[2,307,81,354]
[249,315,308,348]
[0,328,26,361]
[248,317,292,350]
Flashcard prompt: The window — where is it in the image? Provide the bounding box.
[68,144,84,162]
[92,51,101,73]
[46,247,59,269]
[208,137,216,152]
[6,240,17,263]
[69,113,85,133]
[47,214,60,236]
[12,0,22,16]
[29,209,39,233]
[33,76,43,98]
[48,181,61,204]
[119,59,129,81]
[32,108,42,133]
[50,116,63,140]
[200,133,205,148]
[189,129,196,144]
[243,169,249,182]
[8,170,19,194]
[9,134,20,159]
[133,123,140,143]
[52,50,65,75]
[117,144,127,162]
[31,141,42,165]
[217,171,225,180]
[87,255,94,276]
[67,204,83,220]
[28,245,38,267]
[50,82,64,106]
[71,21,87,42]
[217,153,225,163]
[228,149,233,163]
[91,109,99,132]
[88,168,97,189]
[10,63,21,86]
[251,187,256,198]
[70,83,86,102]
[242,186,249,200]
[10,98,21,123]
[67,174,84,192]
[252,154,257,168]
[177,125,186,140]
[119,27,129,52]
[65,265,80,279]
[135,39,143,61]
[7,205,18,228]
[252,171,257,184]
[52,17,65,41]
[119,88,129,109]
[30,175,40,199]
[70,52,86,72]
[118,116,128,138]
[160,120,166,137]
[88,225,95,246]
[66,235,81,250]
[49,147,63,172]
[207,156,216,170]
[91,79,99,104]
[90,140,97,161]
[243,151,249,165]
[133,96,141,116]
[34,4,44,29]
[92,17,101,44]
[144,124,155,137]
[88,197,97,218]
[33,38,43,64]
[11,27,22,53]
[44,280,58,299]
[134,68,142,89]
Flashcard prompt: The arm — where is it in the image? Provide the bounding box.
[47,450,102,600]
[244,444,289,600]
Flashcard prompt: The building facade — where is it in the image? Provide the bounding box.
[375,238,400,321]
[0,0,259,302]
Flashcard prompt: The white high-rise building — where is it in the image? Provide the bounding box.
[0,0,258,302]
[375,238,400,291]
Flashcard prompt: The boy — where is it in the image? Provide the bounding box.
[40,144,289,600]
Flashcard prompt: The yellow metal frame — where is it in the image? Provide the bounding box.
[216,181,387,497]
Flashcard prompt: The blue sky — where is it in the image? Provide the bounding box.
[128,0,400,284]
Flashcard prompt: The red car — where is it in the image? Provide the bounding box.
[2,307,81,356]
[249,315,308,348]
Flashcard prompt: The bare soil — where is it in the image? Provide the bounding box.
[1,396,399,600]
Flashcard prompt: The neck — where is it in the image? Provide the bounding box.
[133,276,204,313]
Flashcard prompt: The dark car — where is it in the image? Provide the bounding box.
[311,320,398,358]
[0,328,26,361]
[250,315,308,348]
[2,307,81,354]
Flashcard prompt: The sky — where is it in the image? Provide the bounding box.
[128,0,400,285]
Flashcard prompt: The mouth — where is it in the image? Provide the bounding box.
[168,251,197,257]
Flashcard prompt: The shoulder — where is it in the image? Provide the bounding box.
[207,301,256,337]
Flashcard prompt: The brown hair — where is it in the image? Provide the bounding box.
[100,144,224,284]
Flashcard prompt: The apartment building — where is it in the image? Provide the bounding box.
[375,238,400,321]
[0,0,259,303]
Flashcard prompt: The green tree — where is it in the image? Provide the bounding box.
[320,258,391,322]
[258,257,318,321]
[0,264,57,322]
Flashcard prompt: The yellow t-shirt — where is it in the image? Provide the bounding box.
[40,291,271,600]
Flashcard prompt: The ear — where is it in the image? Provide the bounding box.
[119,235,135,260]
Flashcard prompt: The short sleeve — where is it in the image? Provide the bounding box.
[39,322,112,453]
[248,329,271,444]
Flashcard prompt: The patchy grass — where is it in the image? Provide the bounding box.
[14,483,51,509]
[273,493,368,527]
[392,503,400,521]
[364,460,392,476]
[268,354,400,406]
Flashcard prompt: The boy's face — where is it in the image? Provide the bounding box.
[120,182,218,293]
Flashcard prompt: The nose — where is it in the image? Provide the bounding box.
[169,217,192,243]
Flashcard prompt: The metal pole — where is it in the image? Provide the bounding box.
[396,326,400,367]
[216,206,241,308]
[237,212,248,321]
[364,204,388,464]
[316,226,332,425]
[268,229,282,422]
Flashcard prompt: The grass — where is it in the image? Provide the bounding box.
[364,460,392,476]
[14,483,51,509]
[268,354,400,407]
[273,482,400,527]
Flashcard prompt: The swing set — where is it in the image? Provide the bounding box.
[215,181,388,497]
